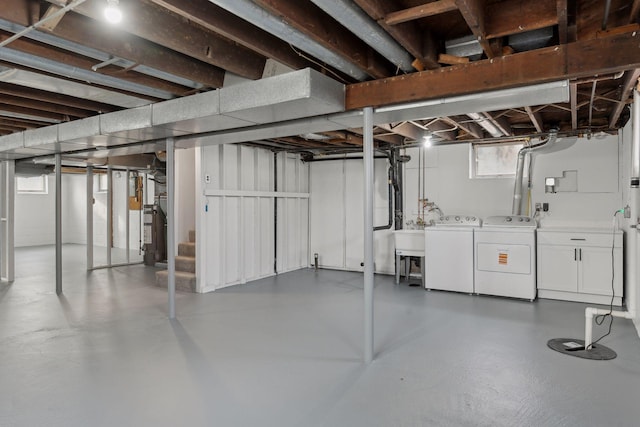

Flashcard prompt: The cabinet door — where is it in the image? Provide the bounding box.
[580,247,620,296]
[537,245,578,292]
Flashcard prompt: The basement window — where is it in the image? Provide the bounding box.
[470,142,523,179]
[16,175,48,194]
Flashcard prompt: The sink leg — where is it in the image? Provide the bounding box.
[405,257,410,283]
[421,256,425,288]
[395,254,400,284]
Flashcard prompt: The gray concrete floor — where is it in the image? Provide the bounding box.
[1,245,640,426]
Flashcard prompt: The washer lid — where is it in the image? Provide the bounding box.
[482,215,537,228]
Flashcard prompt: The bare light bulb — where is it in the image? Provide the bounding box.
[104,0,122,24]
[422,132,432,148]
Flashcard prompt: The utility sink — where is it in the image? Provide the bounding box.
[393,229,425,256]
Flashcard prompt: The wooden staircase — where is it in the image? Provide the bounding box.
[155,230,196,292]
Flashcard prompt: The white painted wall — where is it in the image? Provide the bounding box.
[175,148,196,247]
[198,144,309,292]
[15,174,56,247]
[309,158,394,274]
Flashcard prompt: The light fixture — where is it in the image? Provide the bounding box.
[422,131,432,148]
[104,0,122,24]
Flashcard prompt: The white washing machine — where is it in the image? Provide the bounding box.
[474,215,537,301]
[424,215,481,293]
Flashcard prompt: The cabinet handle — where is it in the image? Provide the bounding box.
[579,248,582,261]
[574,248,577,261]
[570,238,586,241]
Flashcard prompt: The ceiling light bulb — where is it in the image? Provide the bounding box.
[422,132,432,148]
[104,0,122,24]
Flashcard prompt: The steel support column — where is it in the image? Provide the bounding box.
[167,138,176,319]
[55,153,62,295]
[126,168,130,264]
[0,160,15,282]
[106,166,112,266]
[363,106,374,364]
[86,165,93,270]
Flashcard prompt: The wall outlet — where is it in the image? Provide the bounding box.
[543,202,549,212]
[205,174,211,184]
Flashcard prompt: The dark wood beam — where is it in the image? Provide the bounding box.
[426,119,457,140]
[252,0,392,79]
[484,113,512,136]
[455,0,497,58]
[1,0,225,88]
[0,94,92,118]
[62,0,266,80]
[0,123,27,132]
[557,0,568,44]
[385,0,458,25]
[148,0,312,71]
[524,106,544,132]
[610,69,640,128]
[0,115,52,128]
[441,116,484,138]
[353,0,440,70]
[0,31,191,95]
[0,82,118,113]
[486,0,557,39]
[0,118,37,129]
[0,103,67,122]
[631,0,640,24]
[38,3,67,31]
[346,31,640,109]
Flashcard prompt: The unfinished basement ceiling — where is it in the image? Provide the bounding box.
[0,0,638,158]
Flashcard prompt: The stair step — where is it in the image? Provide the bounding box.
[175,255,196,273]
[155,270,196,293]
[178,242,195,257]
[189,230,196,243]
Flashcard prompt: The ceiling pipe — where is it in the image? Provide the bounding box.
[207,0,369,81]
[0,48,174,100]
[307,0,414,73]
[467,112,503,137]
[0,18,204,90]
[0,0,87,48]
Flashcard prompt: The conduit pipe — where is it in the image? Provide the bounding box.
[512,129,558,215]
[208,0,369,80]
[308,0,414,72]
[585,87,640,349]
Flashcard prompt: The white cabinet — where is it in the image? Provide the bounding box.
[537,229,623,306]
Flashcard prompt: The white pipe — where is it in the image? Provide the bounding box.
[107,166,112,267]
[585,307,634,349]
[167,138,176,319]
[86,165,93,270]
[55,153,62,295]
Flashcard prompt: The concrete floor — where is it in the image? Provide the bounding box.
[1,245,640,426]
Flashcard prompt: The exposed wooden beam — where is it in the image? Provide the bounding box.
[0,118,40,129]
[486,0,557,39]
[524,106,544,132]
[441,116,484,138]
[385,0,458,25]
[610,69,640,128]
[483,113,512,136]
[38,3,67,31]
[438,53,469,65]
[0,94,92,118]
[425,119,457,140]
[631,0,640,24]
[557,0,568,44]
[0,82,118,113]
[148,0,312,71]
[455,0,497,58]
[353,0,440,70]
[0,123,27,132]
[346,31,640,109]
[1,0,225,88]
[60,0,266,80]
[0,103,68,122]
[252,0,392,79]
[0,31,192,96]
[570,82,578,130]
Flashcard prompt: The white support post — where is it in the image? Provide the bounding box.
[167,138,176,319]
[55,154,62,295]
[126,168,130,264]
[107,166,112,266]
[0,160,15,282]
[363,106,374,364]
[86,165,93,270]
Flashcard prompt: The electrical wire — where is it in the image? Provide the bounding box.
[591,210,620,346]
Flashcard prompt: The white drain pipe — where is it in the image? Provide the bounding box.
[585,87,640,349]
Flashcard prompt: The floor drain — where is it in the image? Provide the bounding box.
[547,338,617,360]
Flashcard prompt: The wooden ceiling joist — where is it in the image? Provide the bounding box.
[0,103,67,122]
[63,0,267,80]
[251,0,392,79]
[485,0,558,39]
[524,106,544,132]
[609,68,640,128]
[630,0,640,24]
[353,0,440,70]
[0,82,118,113]
[148,0,312,71]
[455,0,498,58]
[0,94,92,118]
[346,31,640,110]
[441,116,483,139]
[385,0,458,26]
[570,82,578,130]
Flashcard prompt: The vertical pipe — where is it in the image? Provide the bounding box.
[167,138,176,319]
[5,161,14,282]
[274,153,278,274]
[126,169,130,264]
[630,88,640,318]
[363,106,374,364]
[106,166,112,266]
[55,153,62,295]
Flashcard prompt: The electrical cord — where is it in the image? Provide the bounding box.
[591,210,621,346]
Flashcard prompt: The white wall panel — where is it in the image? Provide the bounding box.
[200,146,308,292]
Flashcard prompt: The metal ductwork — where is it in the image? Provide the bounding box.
[207,0,369,81]
[307,0,414,73]
[467,112,503,138]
